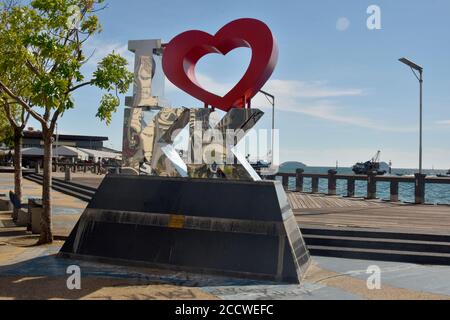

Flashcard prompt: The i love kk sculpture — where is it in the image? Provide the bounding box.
[61,18,311,284]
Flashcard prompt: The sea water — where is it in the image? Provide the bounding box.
[279,166,450,205]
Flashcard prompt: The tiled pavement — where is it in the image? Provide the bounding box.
[1,173,450,300]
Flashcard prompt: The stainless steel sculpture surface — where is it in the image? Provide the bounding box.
[126,39,162,108]
[153,108,264,181]
[122,39,265,180]
[122,39,164,171]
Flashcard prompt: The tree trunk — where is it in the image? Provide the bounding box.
[12,129,22,221]
[38,128,53,244]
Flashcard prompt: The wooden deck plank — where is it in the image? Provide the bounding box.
[287,192,450,235]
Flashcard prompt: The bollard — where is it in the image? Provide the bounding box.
[29,198,43,234]
[327,169,337,195]
[366,172,377,199]
[295,169,304,192]
[347,177,355,198]
[414,173,426,204]
[282,175,289,190]
[65,166,72,181]
[390,180,399,202]
[34,161,40,174]
[311,176,319,193]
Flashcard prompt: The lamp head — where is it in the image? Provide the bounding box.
[399,57,423,72]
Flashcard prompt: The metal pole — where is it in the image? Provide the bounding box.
[55,123,58,159]
[259,90,275,165]
[271,96,275,165]
[419,70,423,174]
[398,58,424,174]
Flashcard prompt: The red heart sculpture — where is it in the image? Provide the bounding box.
[162,18,278,112]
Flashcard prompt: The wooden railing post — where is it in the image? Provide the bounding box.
[311,176,319,194]
[367,172,377,199]
[347,177,355,198]
[415,173,426,204]
[390,180,399,202]
[327,169,337,195]
[282,174,289,190]
[295,169,304,192]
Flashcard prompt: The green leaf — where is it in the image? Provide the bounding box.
[96,93,119,125]
[92,53,134,94]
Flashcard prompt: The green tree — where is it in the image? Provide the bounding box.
[0,98,30,221]
[0,0,30,221]
[0,0,133,244]
[0,106,13,147]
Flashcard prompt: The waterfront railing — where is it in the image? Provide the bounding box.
[269,169,450,204]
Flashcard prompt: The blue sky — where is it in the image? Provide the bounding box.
[35,0,450,168]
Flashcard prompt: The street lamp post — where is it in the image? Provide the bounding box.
[399,57,423,174]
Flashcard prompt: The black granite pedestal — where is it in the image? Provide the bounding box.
[59,175,310,283]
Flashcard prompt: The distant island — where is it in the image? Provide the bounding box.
[279,161,307,173]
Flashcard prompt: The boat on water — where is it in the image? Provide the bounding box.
[251,160,271,172]
[437,169,450,178]
[352,150,387,175]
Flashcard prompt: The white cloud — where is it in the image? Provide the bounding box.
[166,74,414,132]
[82,39,134,71]
[436,120,450,125]
[260,79,364,98]
[257,80,418,132]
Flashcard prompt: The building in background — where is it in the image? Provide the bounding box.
[22,128,112,151]
[18,128,121,168]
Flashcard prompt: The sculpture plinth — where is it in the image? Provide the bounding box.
[59,175,310,283]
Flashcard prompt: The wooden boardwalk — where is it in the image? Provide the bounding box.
[289,192,450,235]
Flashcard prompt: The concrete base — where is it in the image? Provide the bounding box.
[59,175,311,283]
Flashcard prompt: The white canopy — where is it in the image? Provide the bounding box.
[22,147,44,156]
[79,148,122,161]
[53,146,89,160]
[20,146,120,161]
